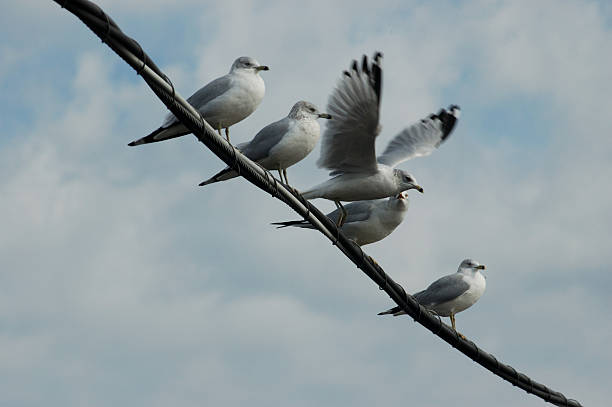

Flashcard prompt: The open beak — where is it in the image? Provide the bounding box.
[476,264,486,270]
[319,113,332,119]
[396,192,405,200]
[255,65,270,72]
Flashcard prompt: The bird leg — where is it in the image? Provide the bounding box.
[334,200,347,227]
[278,168,299,194]
[224,127,230,143]
[450,313,467,339]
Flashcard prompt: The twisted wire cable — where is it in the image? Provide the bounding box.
[53,1,581,405]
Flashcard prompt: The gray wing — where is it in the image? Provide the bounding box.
[161,74,234,127]
[377,106,460,168]
[240,117,293,162]
[325,200,379,225]
[317,53,382,175]
[413,274,469,306]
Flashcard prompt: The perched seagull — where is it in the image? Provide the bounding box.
[199,101,331,187]
[128,56,269,146]
[301,52,460,226]
[272,192,409,246]
[378,259,487,337]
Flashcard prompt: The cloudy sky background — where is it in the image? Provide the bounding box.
[2,0,611,405]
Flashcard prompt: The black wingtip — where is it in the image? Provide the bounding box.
[270,222,291,229]
[377,305,399,316]
[128,128,163,147]
[437,105,461,141]
[127,126,167,146]
[199,166,236,187]
[270,220,306,229]
[128,125,190,146]
[340,52,383,106]
[361,55,370,76]
[199,176,220,186]
[371,52,383,106]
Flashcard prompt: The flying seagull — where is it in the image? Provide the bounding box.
[301,52,460,226]
[273,192,409,246]
[129,56,269,146]
[378,259,487,338]
[199,101,331,187]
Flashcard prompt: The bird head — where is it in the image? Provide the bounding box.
[289,101,332,120]
[458,258,486,274]
[231,57,269,74]
[389,192,410,210]
[395,170,423,194]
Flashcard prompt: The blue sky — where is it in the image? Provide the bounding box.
[1,0,611,406]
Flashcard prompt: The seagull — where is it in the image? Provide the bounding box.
[199,101,331,187]
[378,259,487,338]
[301,52,460,226]
[128,56,269,146]
[272,192,409,246]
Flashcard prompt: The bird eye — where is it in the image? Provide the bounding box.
[309,108,315,112]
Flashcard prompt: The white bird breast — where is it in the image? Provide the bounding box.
[210,73,265,128]
[446,273,487,315]
[267,120,321,168]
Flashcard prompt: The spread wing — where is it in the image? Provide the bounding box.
[317,53,383,175]
[413,273,469,307]
[377,105,460,168]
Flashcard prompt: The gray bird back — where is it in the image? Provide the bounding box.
[413,274,470,306]
[162,75,234,127]
[187,75,234,111]
[241,117,294,162]
[325,200,378,225]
